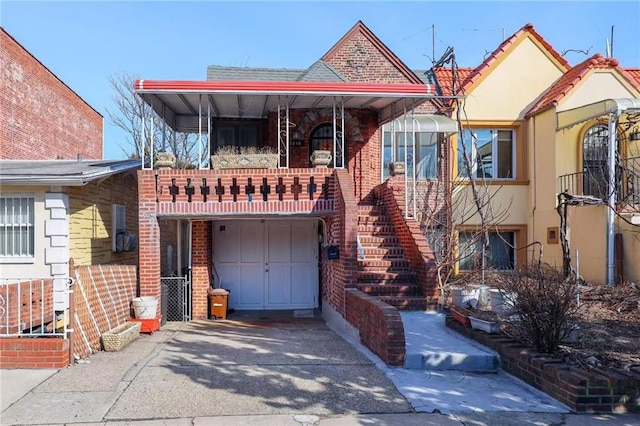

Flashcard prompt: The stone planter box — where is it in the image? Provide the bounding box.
[469,316,501,334]
[101,322,141,352]
[211,153,278,169]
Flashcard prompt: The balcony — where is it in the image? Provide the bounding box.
[558,161,640,208]
[145,168,335,217]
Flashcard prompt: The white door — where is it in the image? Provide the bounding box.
[214,220,318,310]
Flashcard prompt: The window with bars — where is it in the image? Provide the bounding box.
[0,197,35,258]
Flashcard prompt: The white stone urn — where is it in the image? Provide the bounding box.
[390,161,405,176]
[155,152,176,170]
[310,150,332,168]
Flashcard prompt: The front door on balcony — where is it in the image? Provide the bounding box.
[213,219,318,310]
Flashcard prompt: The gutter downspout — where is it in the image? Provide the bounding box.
[606,110,620,286]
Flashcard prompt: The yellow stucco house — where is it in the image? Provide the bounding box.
[431,23,640,284]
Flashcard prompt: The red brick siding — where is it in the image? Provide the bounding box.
[345,289,405,366]
[448,318,640,413]
[375,178,438,301]
[324,32,413,84]
[137,172,161,310]
[322,170,358,315]
[0,29,102,160]
[0,338,69,369]
[191,221,211,320]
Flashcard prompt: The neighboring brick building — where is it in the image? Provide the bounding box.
[0,28,139,368]
[0,27,103,160]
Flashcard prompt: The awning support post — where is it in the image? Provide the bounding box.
[207,101,211,169]
[333,98,345,169]
[278,99,290,168]
[198,94,203,170]
[411,106,417,220]
[606,110,620,285]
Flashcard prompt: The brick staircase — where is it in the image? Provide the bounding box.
[357,204,427,311]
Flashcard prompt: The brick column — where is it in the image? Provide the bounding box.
[138,172,161,315]
[191,221,211,319]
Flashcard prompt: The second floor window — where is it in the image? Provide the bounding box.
[459,129,515,179]
[214,121,261,149]
[383,131,439,180]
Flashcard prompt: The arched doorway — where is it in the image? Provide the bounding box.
[308,123,346,168]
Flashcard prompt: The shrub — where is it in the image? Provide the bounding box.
[495,263,580,353]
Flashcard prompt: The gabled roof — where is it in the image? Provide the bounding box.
[321,20,424,84]
[0,159,140,186]
[526,54,640,117]
[450,23,571,96]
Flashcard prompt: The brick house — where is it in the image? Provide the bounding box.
[135,21,459,365]
[0,28,140,368]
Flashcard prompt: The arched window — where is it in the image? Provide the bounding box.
[309,123,346,168]
[582,124,609,199]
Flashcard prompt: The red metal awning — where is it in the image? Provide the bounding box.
[135,80,440,132]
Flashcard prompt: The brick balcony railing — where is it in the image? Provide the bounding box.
[142,168,336,216]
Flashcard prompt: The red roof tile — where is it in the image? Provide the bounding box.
[526,54,638,117]
[625,68,640,90]
[433,67,474,96]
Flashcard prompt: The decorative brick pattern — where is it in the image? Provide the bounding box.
[447,317,640,413]
[0,338,69,369]
[0,29,102,160]
[345,289,405,366]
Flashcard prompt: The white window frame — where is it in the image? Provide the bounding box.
[112,204,126,252]
[0,195,35,261]
[459,128,516,179]
[382,130,439,181]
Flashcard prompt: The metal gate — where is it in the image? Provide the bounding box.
[161,275,191,322]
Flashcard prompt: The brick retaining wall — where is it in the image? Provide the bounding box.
[446,316,640,413]
[345,289,405,366]
[0,338,69,369]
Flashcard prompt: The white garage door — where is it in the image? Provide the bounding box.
[213,219,319,310]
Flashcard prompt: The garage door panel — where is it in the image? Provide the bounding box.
[291,265,313,304]
[240,266,263,307]
[268,224,290,263]
[241,221,263,263]
[291,223,312,263]
[216,223,241,263]
[267,265,291,305]
[218,265,241,306]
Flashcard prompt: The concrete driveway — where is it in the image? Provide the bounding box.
[1,313,412,424]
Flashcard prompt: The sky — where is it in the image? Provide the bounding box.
[2,1,639,160]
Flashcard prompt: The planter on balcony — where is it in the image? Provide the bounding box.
[211,146,279,170]
[310,150,332,168]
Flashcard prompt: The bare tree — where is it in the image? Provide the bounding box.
[106,72,198,168]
